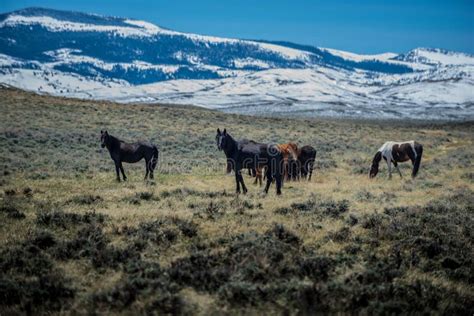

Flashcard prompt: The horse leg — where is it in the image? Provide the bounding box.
[275,172,282,195]
[255,167,262,186]
[308,161,314,181]
[283,159,288,181]
[393,161,403,178]
[144,160,149,180]
[288,161,294,182]
[148,159,154,179]
[235,169,241,194]
[302,161,308,180]
[386,160,392,179]
[299,162,303,181]
[114,162,121,182]
[264,167,272,194]
[119,163,127,181]
[238,171,248,194]
[149,165,154,180]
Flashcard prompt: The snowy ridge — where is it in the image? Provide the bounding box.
[0,15,163,37]
[0,7,473,120]
[394,48,474,66]
[0,13,309,61]
[321,48,398,62]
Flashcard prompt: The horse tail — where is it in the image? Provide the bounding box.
[308,150,316,181]
[150,146,159,171]
[412,144,423,177]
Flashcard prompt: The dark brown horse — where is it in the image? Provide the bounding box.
[100,130,159,181]
[369,141,423,179]
[216,129,283,195]
[295,145,316,181]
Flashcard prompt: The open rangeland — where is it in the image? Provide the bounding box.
[0,87,473,315]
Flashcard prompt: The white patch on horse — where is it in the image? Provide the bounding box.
[378,142,393,162]
[378,141,416,162]
[408,140,417,159]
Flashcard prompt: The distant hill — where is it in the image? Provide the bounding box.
[1,7,473,120]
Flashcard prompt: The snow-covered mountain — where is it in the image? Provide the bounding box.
[1,7,473,120]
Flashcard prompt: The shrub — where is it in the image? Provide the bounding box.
[278,196,350,218]
[327,227,351,243]
[67,194,103,205]
[0,242,75,312]
[266,224,300,246]
[36,209,106,228]
[0,204,26,219]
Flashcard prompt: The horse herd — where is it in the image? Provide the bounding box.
[100,129,423,195]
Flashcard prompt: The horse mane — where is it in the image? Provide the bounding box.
[223,132,238,156]
[109,134,121,144]
[372,151,382,167]
[278,143,298,160]
[108,133,119,141]
[288,143,298,160]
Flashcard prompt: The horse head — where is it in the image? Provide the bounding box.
[369,151,382,178]
[100,130,109,148]
[288,143,299,160]
[216,128,231,151]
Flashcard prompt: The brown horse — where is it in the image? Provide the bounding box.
[100,130,159,181]
[253,166,265,186]
[277,143,298,181]
[369,141,423,179]
[248,143,298,186]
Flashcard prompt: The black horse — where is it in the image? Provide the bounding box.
[100,130,159,181]
[224,139,264,186]
[216,129,283,195]
[226,138,256,174]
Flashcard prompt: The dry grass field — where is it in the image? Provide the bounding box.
[0,87,473,314]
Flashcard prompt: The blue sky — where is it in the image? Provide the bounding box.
[1,0,473,54]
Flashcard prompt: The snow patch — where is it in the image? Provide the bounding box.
[0,15,164,37]
[233,58,271,69]
[321,48,397,62]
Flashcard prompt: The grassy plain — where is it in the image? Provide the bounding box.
[0,87,473,314]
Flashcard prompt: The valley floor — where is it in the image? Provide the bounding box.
[0,88,473,314]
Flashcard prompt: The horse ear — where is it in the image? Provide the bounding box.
[217,128,221,134]
[104,130,108,135]
[223,129,227,135]
[100,130,103,134]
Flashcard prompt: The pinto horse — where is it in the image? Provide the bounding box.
[369,141,423,179]
[100,130,159,181]
[216,129,283,195]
